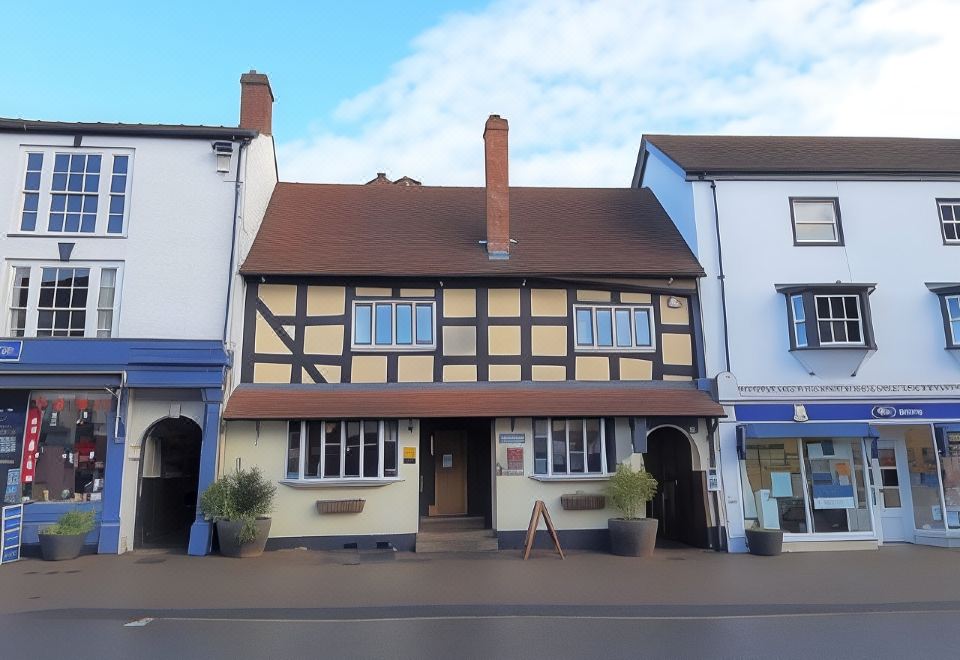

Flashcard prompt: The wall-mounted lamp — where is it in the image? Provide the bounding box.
[406,418,414,432]
[212,141,234,173]
[667,296,682,309]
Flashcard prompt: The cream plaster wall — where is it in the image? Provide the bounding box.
[222,420,421,538]
[306,286,345,316]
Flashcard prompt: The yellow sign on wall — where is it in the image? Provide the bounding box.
[403,446,416,464]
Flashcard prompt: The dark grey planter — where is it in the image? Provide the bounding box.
[38,532,86,561]
[216,518,271,558]
[609,518,658,557]
[745,528,783,556]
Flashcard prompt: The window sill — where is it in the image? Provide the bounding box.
[789,344,876,352]
[574,347,656,354]
[6,232,128,239]
[279,478,403,489]
[350,346,436,353]
[528,474,610,483]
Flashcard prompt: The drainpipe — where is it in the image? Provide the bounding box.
[708,179,732,374]
[222,138,250,346]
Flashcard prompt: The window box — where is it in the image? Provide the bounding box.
[789,198,843,246]
[316,498,366,514]
[560,493,606,510]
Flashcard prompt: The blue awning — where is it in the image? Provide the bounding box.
[740,422,879,439]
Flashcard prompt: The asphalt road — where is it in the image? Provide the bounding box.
[5,605,960,659]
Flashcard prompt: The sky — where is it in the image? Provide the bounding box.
[2,0,958,187]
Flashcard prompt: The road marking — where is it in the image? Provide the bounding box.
[124,617,155,627]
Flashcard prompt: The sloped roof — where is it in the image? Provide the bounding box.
[644,134,960,176]
[240,183,703,277]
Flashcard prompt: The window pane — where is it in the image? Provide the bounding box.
[795,223,837,242]
[306,421,324,477]
[952,320,960,344]
[633,309,651,346]
[383,421,398,477]
[586,418,602,473]
[354,305,372,344]
[791,295,805,321]
[344,421,361,477]
[551,419,567,474]
[946,224,958,241]
[947,296,960,320]
[396,304,413,345]
[793,201,836,223]
[795,322,808,347]
[614,309,632,347]
[568,419,585,473]
[287,422,301,478]
[576,308,593,345]
[803,438,871,533]
[816,298,830,318]
[941,205,954,221]
[323,422,341,478]
[113,155,129,174]
[596,309,613,347]
[374,304,392,345]
[362,420,379,477]
[739,439,807,533]
[415,304,433,344]
[846,321,861,343]
[533,419,548,475]
[832,321,847,342]
[27,152,43,170]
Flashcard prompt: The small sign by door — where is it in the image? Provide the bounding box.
[403,446,416,465]
[2,504,23,564]
[707,468,719,492]
[441,454,453,468]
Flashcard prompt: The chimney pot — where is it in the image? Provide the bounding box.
[239,70,274,135]
[484,114,510,259]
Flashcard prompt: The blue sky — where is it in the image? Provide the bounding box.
[2,1,957,187]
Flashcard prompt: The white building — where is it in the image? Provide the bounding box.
[636,135,960,551]
[0,71,277,555]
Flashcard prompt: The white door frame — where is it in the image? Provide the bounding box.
[872,435,915,544]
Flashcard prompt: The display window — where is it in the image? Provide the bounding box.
[740,436,873,535]
[905,427,945,531]
[22,391,111,503]
[939,431,960,529]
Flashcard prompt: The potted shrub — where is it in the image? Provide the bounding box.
[200,467,276,558]
[606,463,659,557]
[745,522,783,556]
[38,509,96,561]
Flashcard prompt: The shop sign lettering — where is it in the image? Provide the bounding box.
[0,341,21,362]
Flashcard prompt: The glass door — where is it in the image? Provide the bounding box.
[871,439,910,543]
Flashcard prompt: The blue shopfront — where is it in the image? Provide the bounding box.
[0,339,228,556]
[727,401,960,550]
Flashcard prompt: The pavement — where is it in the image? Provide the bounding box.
[4,544,960,659]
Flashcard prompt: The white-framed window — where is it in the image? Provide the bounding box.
[814,294,863,345]
[947,295,960,346]
[13,148,133,236]
[790,198,843,245]
[5,262,122,338]
[533,418,608,476]
[938,199,960,244]
[790,294,808,348]
[352,300,435,350]
[574,304,654,351]
[286,420,399,481]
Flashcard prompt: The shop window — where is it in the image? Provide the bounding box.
[938,199,960,244]
[777,285,876,350]
[740,436,872,535]
[938,430,960,529]
[6,263,121,338]
[790,197,843,245]
[286,420,398,481]
[905,427,945,530]
[351,300,435,350]
[573,305,654,351]
[22,391,111,503]
[533,418,608,476]
[15,150,132,236]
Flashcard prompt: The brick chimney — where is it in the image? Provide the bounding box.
[239,70,274,135]
[484,114,510,259]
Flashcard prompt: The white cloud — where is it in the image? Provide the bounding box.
[278,0,960,187]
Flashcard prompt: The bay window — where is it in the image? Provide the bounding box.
[777,284,876,350]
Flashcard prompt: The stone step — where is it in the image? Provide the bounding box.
[418,516,485,532]
[415,529,499,553]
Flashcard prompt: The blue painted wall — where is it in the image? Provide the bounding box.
[637,143,698,255]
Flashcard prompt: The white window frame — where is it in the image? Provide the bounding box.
[791,198,842,245]
[3,261,123,338]
[351,299,436,351]
[947,294,960,346]
[286,419,399,482]
[814,294,865,346]
[10,147,134,238]
[938,200,960,244]
[573,304,655,352]
[790,294,808,348]
[534,417,609,477]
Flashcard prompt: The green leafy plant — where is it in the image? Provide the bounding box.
[606,463,658,520]
[200,467,276,544]
[40,509,96,536]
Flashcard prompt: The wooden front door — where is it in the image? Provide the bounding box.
[433,430,467,515]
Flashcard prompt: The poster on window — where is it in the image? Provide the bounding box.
[0,393,29,505]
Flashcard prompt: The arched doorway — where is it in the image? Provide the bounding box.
[644,426,709,548]
[134,417,203,549]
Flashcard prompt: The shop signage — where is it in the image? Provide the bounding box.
[812,484,856,510]
[498,433,525,444]
[2,504,23,564]
[0,394,29,505]
[707,468,720,492]
[736,402,960,423]
[0,341,22,362]
[506,447,524,475]
[738,384,960,398]
[20,407,40,487]
[402,446,416,465]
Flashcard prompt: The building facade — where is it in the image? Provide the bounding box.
[220,116,724,552]
[636,135,960,551]
[0,71,277,555]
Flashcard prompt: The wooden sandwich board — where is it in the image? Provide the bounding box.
[522,500,564,560]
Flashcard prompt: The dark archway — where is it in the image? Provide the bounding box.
[134,417,203,549]
[644,426,709,548]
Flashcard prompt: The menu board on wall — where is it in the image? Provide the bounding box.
[0,393,29,505]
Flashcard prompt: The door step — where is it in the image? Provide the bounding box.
[418,515,485,532]
[416,528,499,553]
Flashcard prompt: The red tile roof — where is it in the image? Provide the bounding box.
[222,382,724,420]
[240,183,704,277]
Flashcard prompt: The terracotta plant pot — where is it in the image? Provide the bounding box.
[216,518,272,558]
[38,532,86,561]
[745,528,783,556]
[609,518,658,557]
